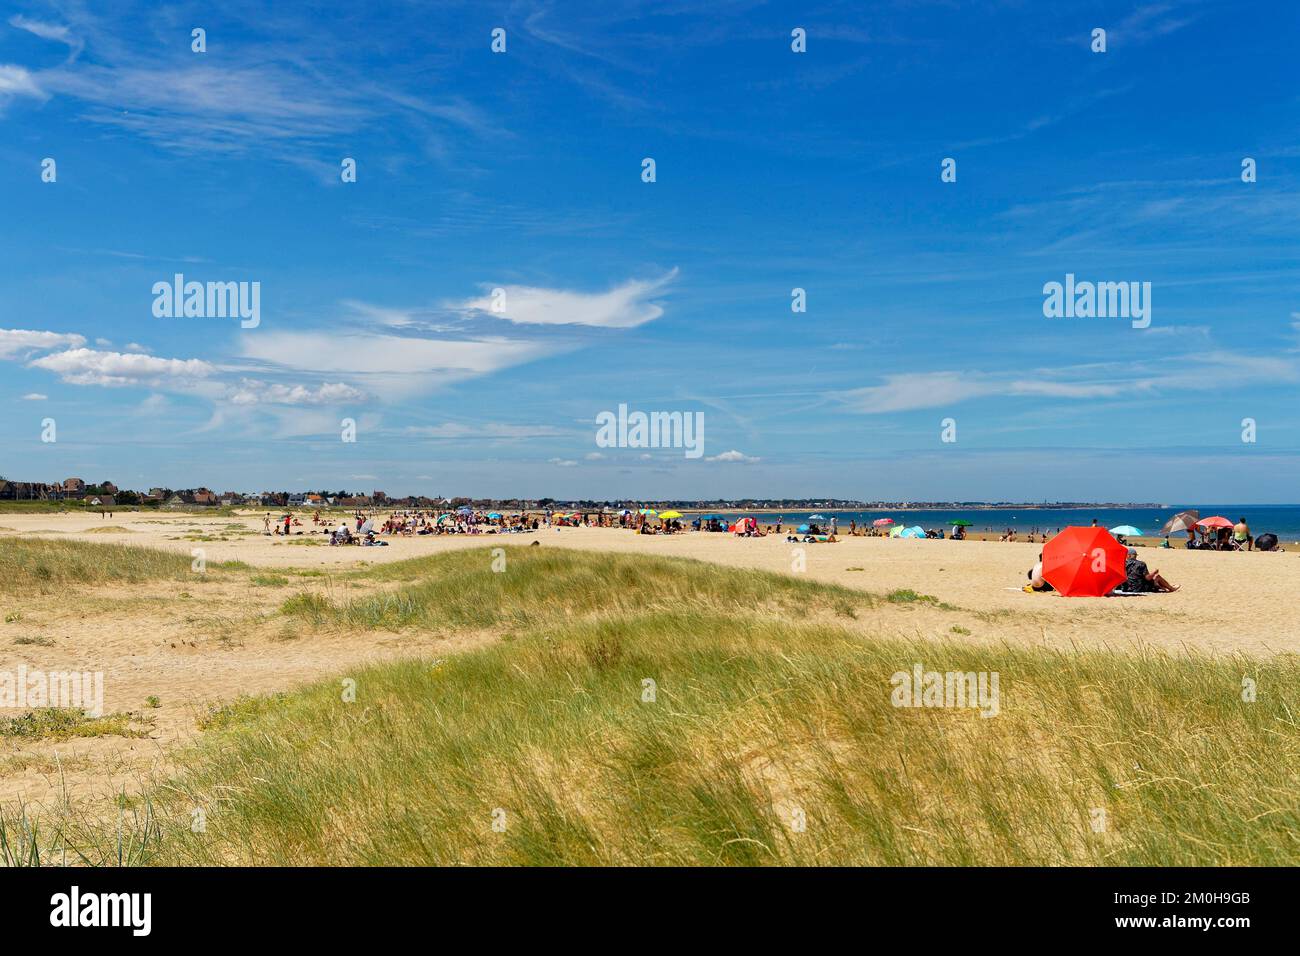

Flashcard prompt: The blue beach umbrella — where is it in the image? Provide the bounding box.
[900,526,925,538]
[797,524,810,533]
[1109,525,1143,536]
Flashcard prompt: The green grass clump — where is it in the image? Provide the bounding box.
[36,547,1294,868]
[0,538,193,594]
[288,546,871,634]
[0,708,150,742]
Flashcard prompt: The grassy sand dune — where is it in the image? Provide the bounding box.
[0,537,195,592]
[15,546,1297,866]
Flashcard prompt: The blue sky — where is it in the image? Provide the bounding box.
[2,0,1298,501]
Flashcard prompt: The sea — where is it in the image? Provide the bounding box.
[704,505,1300,540]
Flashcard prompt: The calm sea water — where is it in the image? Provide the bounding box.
[708,505,1300,540]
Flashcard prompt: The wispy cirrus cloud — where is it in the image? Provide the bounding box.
[454,270,677,328]
[1111,1,1206,44]
[239,331,553,401]
[8,14,83,60]
[403,423,570,439]
[835,349,1299,415]
[7,7,504,164]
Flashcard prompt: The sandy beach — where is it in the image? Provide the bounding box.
[1,510,1295,807]
[4,510,1296,651]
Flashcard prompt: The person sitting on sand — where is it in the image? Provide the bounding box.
[1233,517,1253,551]
[1123,548,1179,593]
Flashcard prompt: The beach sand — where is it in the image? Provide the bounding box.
[3,510,1294,649]
[1,510,1294,807]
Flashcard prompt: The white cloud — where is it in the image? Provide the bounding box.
[0,328,86,359]
[241,331,553,400]
[456,270,677,328]
[0,65,46,104]
[404,422,568,439]
[836,371,1128,414]
[548,457,578,467]
[19,15,502,167]
[20,393,47,401]
[8,16,81,55]
[584,451,605,460]
[707,449,760,463]
[836,349,1300,415]
[225,378,366,406]
[28,348,214,387]
[836,373,995,414]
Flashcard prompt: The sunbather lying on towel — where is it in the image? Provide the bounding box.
[1024,553,1054,592]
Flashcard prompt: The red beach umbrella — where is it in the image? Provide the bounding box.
[1195,516,1233,529]
[1042,526,1127,597]
[873,518,895,527]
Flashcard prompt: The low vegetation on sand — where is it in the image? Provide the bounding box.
[19,546,1297,866]
[0,708,151,743]
[0,538,195,594]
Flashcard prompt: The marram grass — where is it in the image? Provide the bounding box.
[19,546,1300,865]
[0,537,194,593]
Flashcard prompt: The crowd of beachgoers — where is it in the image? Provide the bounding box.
[251,507,1285,554]
[246,506,1287,600]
